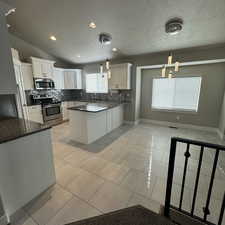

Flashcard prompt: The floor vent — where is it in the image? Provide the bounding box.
[169,126,178,129]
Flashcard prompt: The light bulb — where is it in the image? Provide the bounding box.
[168,71,173,79]
[107,70,111,79]
[162,66,166,78]
[106,59,110,70]
[100,64,103,74]
[168,53,172,65]
[175,61,180,72]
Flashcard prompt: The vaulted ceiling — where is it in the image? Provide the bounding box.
[4,0,225,64]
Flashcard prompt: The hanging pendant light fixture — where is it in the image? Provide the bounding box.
[107,70,111,79]
[161,66,166,78]
[161,52,180,78]
[168,52,173,65]
[106,59,110,70]
[98,33,113,79]
[100,64,103,74]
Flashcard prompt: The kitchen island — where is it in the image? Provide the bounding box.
[68,102,124,144]
[0,118,55,220]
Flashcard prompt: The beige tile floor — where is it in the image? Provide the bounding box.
[13,122,225,225]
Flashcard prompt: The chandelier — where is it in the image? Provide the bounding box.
[161,53,180,78]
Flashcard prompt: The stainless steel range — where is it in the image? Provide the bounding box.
[42,102,62,126]
[32,93,63,126]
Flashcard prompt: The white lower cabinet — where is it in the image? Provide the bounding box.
[106,110,113,133]
[69,104,124,144]
[24,105,43,124]
[0,129,55,217]
[62,102,69,121]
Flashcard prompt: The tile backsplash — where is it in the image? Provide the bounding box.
[25,89,132,106]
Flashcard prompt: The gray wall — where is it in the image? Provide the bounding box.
[0,12,17,94]
[9,34,76,68]
[0,196,5,217]
[140,63,225,128]
[83,45,225,122]
[219,92,225,136]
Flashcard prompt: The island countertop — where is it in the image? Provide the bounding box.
[67,102,123,113]
[0,117,51,144]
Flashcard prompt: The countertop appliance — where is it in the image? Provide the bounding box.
[34,78,55,90]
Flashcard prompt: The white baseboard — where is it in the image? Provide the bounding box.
[140,118,218,133]
[124,120,140,126]
[216,129,225,140]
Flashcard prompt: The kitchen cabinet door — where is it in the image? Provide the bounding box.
[25,105,43,124]
[41,62,53,79]
[31,57,54,79]
[21,63,34,90]
[62,102,69,121]
[64,70,82,89]
[64,71,74,89]
[53,68,64,89]
[106,109,113,133]
[111,105,124,129]
[32,60,42,78]
[75,70,82,89]
[109,63,131,90]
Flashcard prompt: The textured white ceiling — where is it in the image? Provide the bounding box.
[4,0,225,64]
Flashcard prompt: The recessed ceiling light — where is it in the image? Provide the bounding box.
[77,54,81,58]
[89,22,96,29]
[165,18,183,35]
[50,35,57,41]
[112,48,117,52]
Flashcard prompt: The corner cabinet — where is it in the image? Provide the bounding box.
[64,69,82,89]
[109,63,132,90]
[30,57,55,79]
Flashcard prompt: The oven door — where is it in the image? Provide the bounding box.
[43,104,62,122]
[34,79,55,90]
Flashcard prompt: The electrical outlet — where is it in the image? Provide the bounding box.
[176,116,180,121]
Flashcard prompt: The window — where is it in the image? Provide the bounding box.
[86,73,108,93]
[152,77,201,112]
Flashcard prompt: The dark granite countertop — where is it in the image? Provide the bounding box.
[68,102,123,113]
[0,118,51,144]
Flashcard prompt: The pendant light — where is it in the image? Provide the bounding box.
[107,70,111,79]
[168,53,173,65]
[106,59,110,70]
[168,71,173,79]
[161,52,180,78]
[161,66,166,78]
[100,64,103,74]
[175,61,180,72]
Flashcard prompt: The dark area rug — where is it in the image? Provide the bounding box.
[65,205,176,225]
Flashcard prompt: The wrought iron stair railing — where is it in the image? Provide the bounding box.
[164,137,225,225]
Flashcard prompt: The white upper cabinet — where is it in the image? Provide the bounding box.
[109,63,132,90]
[64,69,82,89]
[30,57,55,79]
[21,63,34,90]
[53,68,65,89]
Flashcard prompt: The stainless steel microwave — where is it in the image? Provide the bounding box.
[34,78,55,90]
